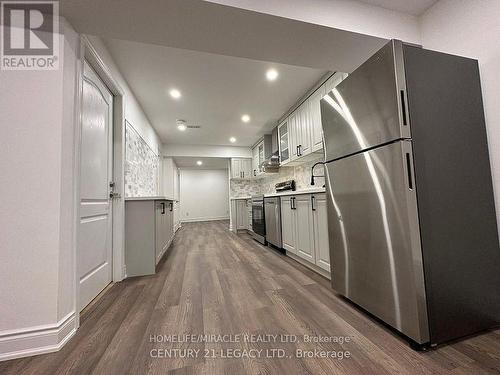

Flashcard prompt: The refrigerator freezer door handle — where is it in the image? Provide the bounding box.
[400,90,408,126]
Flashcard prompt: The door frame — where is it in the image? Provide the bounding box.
[73,35,126,328]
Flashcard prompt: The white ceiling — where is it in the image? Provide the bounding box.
[61,0,387,71]
[104,38,327,146]
[173,157,229,169]
[357,0,439,16]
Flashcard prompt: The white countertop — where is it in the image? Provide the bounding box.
[125,196,176,201]
[230,196,252,200]
[264,188,326,198]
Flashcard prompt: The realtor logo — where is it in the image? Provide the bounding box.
[1,1,59,70]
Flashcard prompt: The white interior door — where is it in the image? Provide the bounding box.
[78,61,113,312]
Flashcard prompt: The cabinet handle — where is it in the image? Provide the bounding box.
[291,197,295,210]
[161,202,165,214]
[296,145,299,156]
[311,195,316,211]
[170,202,173,211]
[254,169,256,176]
[243,171,245,178]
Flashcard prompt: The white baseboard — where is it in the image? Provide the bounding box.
[181,216,229,223]
[0,311,77,362]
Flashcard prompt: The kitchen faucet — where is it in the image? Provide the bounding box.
[310,161,326,187]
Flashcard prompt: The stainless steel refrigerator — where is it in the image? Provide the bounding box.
[321,40,500,348]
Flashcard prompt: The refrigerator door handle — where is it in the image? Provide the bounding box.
[405,152,414,190]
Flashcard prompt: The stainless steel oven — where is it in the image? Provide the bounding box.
[251,195,266,244]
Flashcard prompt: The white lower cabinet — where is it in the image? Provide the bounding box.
[312,194,330,271]
[280,193,330,275]
[281,196,296,253]
[125,199,175,277]
[295,195,315,263]
[236,199,248,230]
[231,199,250,231]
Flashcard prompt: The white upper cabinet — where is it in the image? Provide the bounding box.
[231,158,241,179]
[278,119,290,166]
[298,101,312,157]
[289,112,299,162]
[252,145,260,177]
[252,140,264,176]
[276,72,347,166]
[231,158,252,179]
[309,85,327,153]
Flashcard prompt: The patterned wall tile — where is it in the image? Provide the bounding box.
[125,121,159,197]
[230,155,325,197]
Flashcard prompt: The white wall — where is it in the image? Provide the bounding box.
[0,25,162,361]
[179,169,230,222]
[86,36,161,154]
[0,19,79,359]
[161,157,180,200]
[420,0,500,234]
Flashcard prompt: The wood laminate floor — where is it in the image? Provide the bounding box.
[2,221,500,374]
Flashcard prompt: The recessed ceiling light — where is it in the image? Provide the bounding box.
[169,89,181,99]
[266,68,279,81]
[196,160,203,166]
[229,137,236,143]
[241,114,250,123]
[177,124,187,131]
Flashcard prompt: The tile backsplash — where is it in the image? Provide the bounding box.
[125,121,160,197]
[230,155,325,197]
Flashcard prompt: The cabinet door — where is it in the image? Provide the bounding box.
[165,202,173,247]
[231,159,241,179]
[252,146,259,177]
[243,159,252,179]
[236,200,247,229]
[281,197,296,253]
[298,103,312,157]
[278,120,290,165]
[309,86,326,152]
[155,202,166,263]
[258,142,264,171]
[313,194,330,272]
[247,200,252,230]
[289,112,298,161]
[295,195,315,263]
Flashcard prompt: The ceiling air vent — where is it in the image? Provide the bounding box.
[176,119,201,129]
